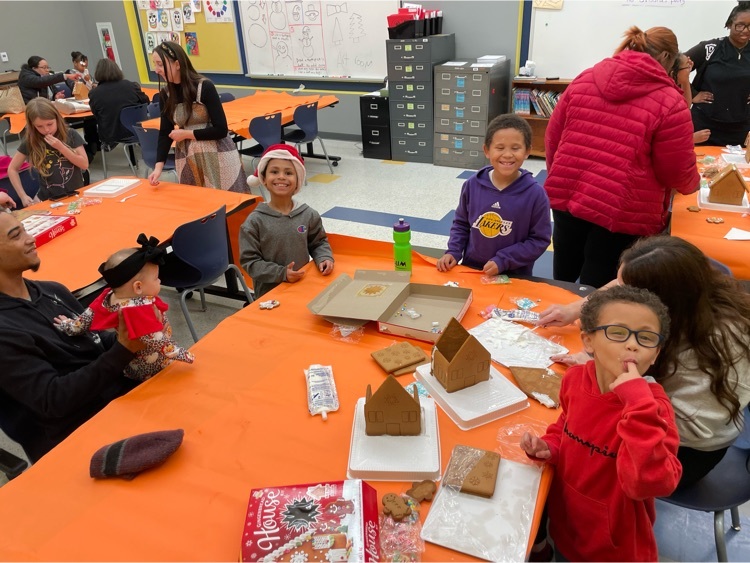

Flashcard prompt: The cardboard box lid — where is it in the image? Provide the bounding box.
[307,270,411,322]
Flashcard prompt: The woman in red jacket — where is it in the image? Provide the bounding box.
[545,26,700,288]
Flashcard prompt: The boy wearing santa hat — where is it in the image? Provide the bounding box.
[240,144,334,298]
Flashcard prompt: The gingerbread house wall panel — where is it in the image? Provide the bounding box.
[364,376,421,436]
[431,319,491,393]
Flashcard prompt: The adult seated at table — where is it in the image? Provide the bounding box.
[18,56,80,104]
[0,212,143,463]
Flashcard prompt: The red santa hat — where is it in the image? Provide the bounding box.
[246,143,306,190]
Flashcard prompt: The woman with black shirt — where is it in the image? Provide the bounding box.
[685,1,750,146]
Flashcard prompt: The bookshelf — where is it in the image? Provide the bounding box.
[512,79,571,158]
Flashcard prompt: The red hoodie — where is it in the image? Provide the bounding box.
[545,50,699,235]
[538,361,682,561]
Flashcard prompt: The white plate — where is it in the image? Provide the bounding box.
[720,153,750,169]
[421,456,542,562]
[84,178,141,198]
[415,364,528,430]
[347,396,441,481]
[697,187,750,213]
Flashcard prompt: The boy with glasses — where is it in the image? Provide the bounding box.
[521,285,682,561]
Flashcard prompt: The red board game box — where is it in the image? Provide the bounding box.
[241,480,379,562]
[21,214,77,248]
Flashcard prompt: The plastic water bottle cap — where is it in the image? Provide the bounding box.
[393,218,410,232]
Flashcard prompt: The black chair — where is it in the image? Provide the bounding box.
[158,206,254,342]
[281,101,334,177]
[238,112,282,165]
[218,92,235,103]
[0,447,28,481]
[146,101,161,119]
[132,125,177,182]
[57,83,73,98]
[0,117,10,156]
[100,104,148,178]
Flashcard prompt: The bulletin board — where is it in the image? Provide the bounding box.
[528,0,737,79]
[135,0,244,75]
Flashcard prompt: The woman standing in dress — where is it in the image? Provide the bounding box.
[148,41,245,191]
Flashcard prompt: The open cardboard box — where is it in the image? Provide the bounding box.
[307,270,472,343]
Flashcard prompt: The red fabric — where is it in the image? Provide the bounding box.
[89,290,169,339]
[539,361,681,561]
[544,50,700,236]
[0,155,29,180]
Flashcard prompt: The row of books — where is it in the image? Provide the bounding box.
[512,88,562,118]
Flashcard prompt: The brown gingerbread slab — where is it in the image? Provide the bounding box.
[509,366,561,408]
[371,342,428,374]
[443,445,501,499]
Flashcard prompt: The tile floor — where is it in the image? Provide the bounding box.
[1,134,749,562]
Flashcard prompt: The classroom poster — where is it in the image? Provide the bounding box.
[158,9,172,30]
[157,31,171,45]
[185,32,200,55]
[203,0,234,23]
[171,8,184,31]
[96,22,121,67]
[147,9,159,30]
[169,31,181,44]
[182,1,196,23]
[145,32,157,53]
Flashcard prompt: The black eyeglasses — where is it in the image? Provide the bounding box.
[733,23,750,32]
[591,325,664,348]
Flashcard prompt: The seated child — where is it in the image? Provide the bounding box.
[437,114,551,276]
[240,144,334,299]
[520,285,682,562]
[55,233,194,381]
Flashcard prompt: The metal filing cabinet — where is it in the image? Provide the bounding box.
[360,91,391,160]
[433,57,510,169]
[386,34,455,163]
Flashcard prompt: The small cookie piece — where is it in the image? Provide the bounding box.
[687,205,701,212]
[406,480,437,502]
[509,366,561,408]
[444,445,501,499]
[371,342,427,374]
[382,493,412,520]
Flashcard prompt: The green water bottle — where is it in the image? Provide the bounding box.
[393,218,412,272]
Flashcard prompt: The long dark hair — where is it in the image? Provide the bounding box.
[620,236,750,426]
[152,41,203,124]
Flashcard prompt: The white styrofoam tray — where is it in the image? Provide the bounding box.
[698,187,750,213]
[84,178,141,198]
[415,364,528,431]
[721,152,750,169]
[347,396,441,481]
[421,457,542,562]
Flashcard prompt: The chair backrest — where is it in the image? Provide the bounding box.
[291,102,319,139]
[119,104,149,138]
[248,112,282,150]
[132,125,162,169]
[147,102,161,119]
[161,206,230,288]
[58,83,73,98]
[218,92,235,103]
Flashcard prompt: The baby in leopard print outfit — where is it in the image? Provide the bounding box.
[55,233,194,381]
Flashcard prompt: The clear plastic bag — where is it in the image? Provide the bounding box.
[330,323,364,343]
[496,415,551,465]
[379,496,425,562]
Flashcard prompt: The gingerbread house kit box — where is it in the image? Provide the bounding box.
[307,270,473,344]
[21,214,77,248]
[241,480,379,562]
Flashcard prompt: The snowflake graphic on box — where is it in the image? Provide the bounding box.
[281,497,321,531]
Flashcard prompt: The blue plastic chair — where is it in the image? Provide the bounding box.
[281,101,334,175]
[158,206,254,341]
[238,112,282,163]
[132,125,177,182]
[0,166,40,209]
[147,101,161,119]
[57,83,73,98]
[99,104,148,178]
[0,117,10,156]
[218,92,235,103]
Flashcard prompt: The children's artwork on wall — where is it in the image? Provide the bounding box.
[169,31,181,44]
[157,32,171,45]
[182,1,195,23]
[158,9,172,30]
[150,0,165,8]
[145,32,157,53]
[204,0,234,23]
[171,8,184,31]
[191,0,201,11]
[138,0,150,9]
[147,9,159,30]
[185,32,200,55]
[96,22,122,68]
[163,0,174,7]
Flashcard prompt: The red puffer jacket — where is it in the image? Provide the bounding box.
[544,50,700,236]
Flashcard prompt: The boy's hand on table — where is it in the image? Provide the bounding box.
[286,261,305,283]
[436,254,456,272]
[520,432,551,460]
[482,260,499,277]
[318,260,334,276]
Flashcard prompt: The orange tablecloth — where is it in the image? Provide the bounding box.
[141,90,339,140]
[671,146,750,279]
[1,88,159,135]
[0,234,584,561]
[24,178,259,292]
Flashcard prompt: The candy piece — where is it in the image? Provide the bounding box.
[406,480,436,502]
[687,206,701,212]
[511,297,537,310]
[382,493,412,521]
[443,281,459,287]
[259,299,280,310]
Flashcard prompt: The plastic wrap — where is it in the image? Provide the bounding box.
[331,323,365,343]
[480,274,511,284]
[379,497,425,562]
[304,364,339,420]
[495,415,551,465]
[479,305,540,324]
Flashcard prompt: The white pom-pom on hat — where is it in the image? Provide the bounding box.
[246,143,306,190]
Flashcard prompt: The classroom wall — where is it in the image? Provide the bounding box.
[0,1,520,140]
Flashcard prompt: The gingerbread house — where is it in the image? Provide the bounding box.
[708,164,749,206]
[364,375,421,436]
[431,317,491,393]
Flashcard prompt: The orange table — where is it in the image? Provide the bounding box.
[671,146,750,279]
[141,90,339,140]
[23,177,260,293]
[0,234,583,561]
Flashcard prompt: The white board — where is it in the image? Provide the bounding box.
[529,0,737,79]
[239,0,397,81]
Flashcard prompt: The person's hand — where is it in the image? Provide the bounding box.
[610,361,642,391]
[0,192,16,209]
[53,314,71,326]
[693,129,711,144]
[551,351,590,366]
[19,194,36,208]
[537,302,580,328]
[693,91,713,104]
[318,259,334,275]
[286,261,306,283]
[54,90,66,100]
[63,72,82,82]
[148,163,164,186]
[117,313,145,353]
[436,254,457,272]
[520,432,551,460]
[43,134,65,151]
[482,260,499,277]
[169,129,193,142]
